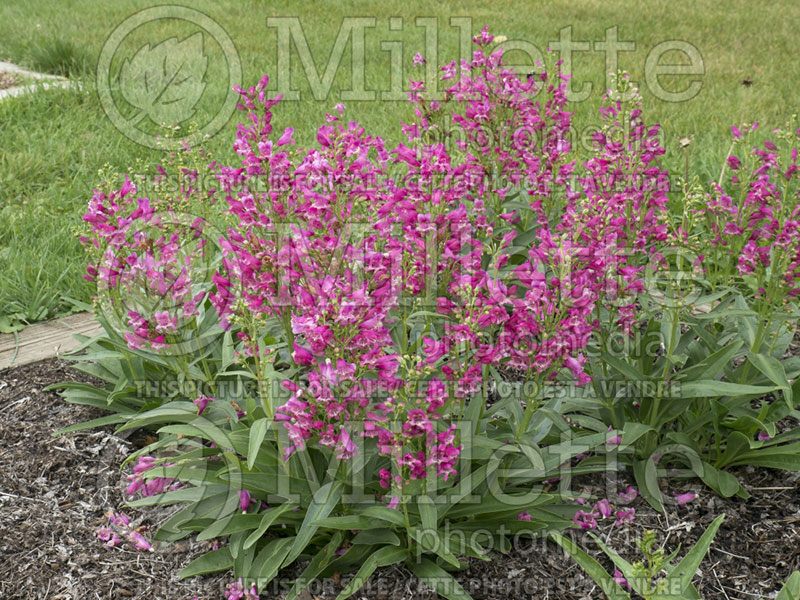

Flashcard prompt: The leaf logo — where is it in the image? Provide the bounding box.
[118,32,208,127]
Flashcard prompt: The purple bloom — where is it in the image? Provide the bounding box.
[128,531,153,552]
[194,395,214,415]
[606,426,622,446]
[613,569,631,590]
[225,577,259,600]
[517,511,532,522]
[239,489,252,512]
[614,508,635,526]
[675,492,697,506]
[618,485,639,503]
[594,499,613,518]
[573,510,598,530]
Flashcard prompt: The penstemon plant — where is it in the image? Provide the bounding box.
[54,25,800,599]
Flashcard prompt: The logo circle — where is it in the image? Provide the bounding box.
[96,5,242,150]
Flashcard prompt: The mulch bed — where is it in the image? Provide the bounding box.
[1,358,798,600]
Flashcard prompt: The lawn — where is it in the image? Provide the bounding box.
[1,0,799,328]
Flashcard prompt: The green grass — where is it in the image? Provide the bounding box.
[1,0,799,327]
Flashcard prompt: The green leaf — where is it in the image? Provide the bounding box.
[729,448,800,470]
[716,431,752,469]
[252,536,295,592]
[439,464,489,519]
[244,503,297,550]
[655,514,725,598]
[409,528,460,568]
[588,534,642,596]
[678,339,743,382]
[158,423,232,452]
[620,422,655,449]
[697,462,741,497]
[678,381,778,398]
[127,484,229,507]
[634,458,664,512]
[335,545,408,600]
[282,481,343,567]
[600,351,647,383]
[222,329,234,370]
[550,533,630,600]
[312,515,378,530]
[734,293,758,346]
[285,533,343,600]
[748,352,793,407]
[248,418,269,470]
[361,506,406,526]
[178,547,233,579]
[406,558,473,600]
[418,495,438,531]
[196,513,262,541]
[53,413,129,435]
[776,572,800,600]
[352,528,401,546]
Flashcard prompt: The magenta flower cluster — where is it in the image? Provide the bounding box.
[572,485,638,530]
[96,510,153,552]
[81,155,214,351]
[125,455,180,498]
[206,28,651,494]
[690,123,800,298]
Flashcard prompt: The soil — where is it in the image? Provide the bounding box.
[1,358,798,600]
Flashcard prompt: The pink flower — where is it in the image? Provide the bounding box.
[613,569,631,590]
[757,431,771,441]
[335,427,357,460]
[412,52,426,65]
[225,577,259,600]
[517,511,532,522]
[674,492,697,506]
[594,499,612,518]
[573,510,598,530]
[618,485,639,503]
[292,343,314,366]
[614,508,635,526]
[277,127,295,146]
[239,489,252,512]
[128,531,153,552]
[194,395,214,415]
[606,426,622,446]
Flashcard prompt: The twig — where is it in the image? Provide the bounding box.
[712,565,731,600]
[714,547,750,561]
[0,490,41,502]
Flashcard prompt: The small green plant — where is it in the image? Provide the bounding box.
[552,515,725,599]
[555,521,800,599]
